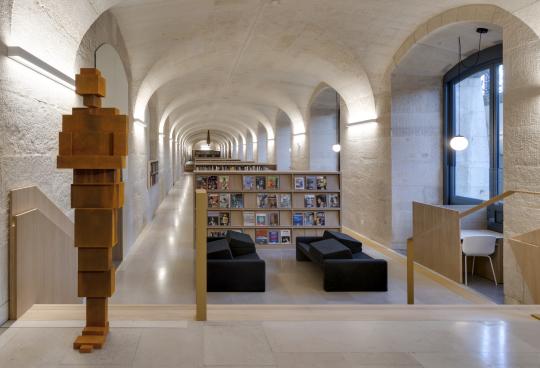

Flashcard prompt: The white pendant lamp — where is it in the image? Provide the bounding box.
[450,136,469,151]
[332,144,341,153]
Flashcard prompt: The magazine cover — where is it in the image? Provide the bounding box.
[304,194,315,208]
[279,194,291,208]
[256,176,266,190]
[268,212,279,226]
[207,175,218,190]
[316,176,328,190]
[219,194,230,208]
[267,194,278,208]
[257,193,268,208]
[209,231,227,238]
[256,213,267,226]
[243,212,255,226]
[219,212,230,226]
[304,211,315,226]
[255,229,269,244]
[268,230,280,244]
[328,194,340,208]
[196,176,207,190]
[294,176,305,190]
[243,175,255,190]
[293,212,304,226]
[208,212,219,226]
[267,175,280,190]
[316,211,326,226]
[218,176,230,190]
[208,194,219,208]
[316,194,327,208]
[280,229,291,243]
[306,176,317,190]
[231,194,244,208]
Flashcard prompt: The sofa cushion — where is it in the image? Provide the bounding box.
[234,253,261,261]
[226,230,256,257]
[309,238,352,264]
[207,239,233,260]
[323,231,362,253]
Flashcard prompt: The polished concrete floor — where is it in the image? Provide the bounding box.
[111,174,487,305]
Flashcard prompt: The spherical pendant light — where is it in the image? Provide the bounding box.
[450,135,469,151]
[332,144,341,153]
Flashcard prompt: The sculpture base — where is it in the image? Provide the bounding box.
[73,324,110,353]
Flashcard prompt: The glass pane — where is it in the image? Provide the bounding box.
[497,64,504,195]
[454,68,491,201]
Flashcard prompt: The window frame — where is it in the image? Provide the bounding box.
[443,44,503,205]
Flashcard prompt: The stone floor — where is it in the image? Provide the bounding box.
[111,174,488,305]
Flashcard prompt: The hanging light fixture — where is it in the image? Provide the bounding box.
[206,130,211,145]
[332,144,341,153]
[450,28,488,152]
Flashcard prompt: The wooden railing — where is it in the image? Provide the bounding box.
[195,189,208,321]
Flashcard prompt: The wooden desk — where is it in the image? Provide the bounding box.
[461,229,503,284]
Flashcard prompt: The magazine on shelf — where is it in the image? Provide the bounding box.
[304,211,315,226]
[255,229,269,244]
[304,194,315,208]
[316,194,327,208]
[219,212,230,226]
[316,176,328,190]
[208,194,219,208]
[278,193,291,208]
[257,193,268,208]
[243,212,255,226]
[231,194,244,208]
[219,194,230,208]
[196,176,208,190]
[306,176,317,190]
[207,175,218,190]
[267,194,278,209]
[268,230,280,244]
[243,175,255,190]
[256,176,266,190]
[256,213,267,226]
[293,212,304,226]
[328,193,340,208]
[267,175,280,190]
[209,230,227,238]
[269,212,279,226]
[218,176,230,190]
[208,212,219,226]
[280,229,291,243]
[315,211,326,226]
[294,176,305,190]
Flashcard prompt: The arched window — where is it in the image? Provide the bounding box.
[444,45,503,204]
[309,88,340,171]
[275,111,292,170]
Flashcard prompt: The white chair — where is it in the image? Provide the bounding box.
[461,235,498,286]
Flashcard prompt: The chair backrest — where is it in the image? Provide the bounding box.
[462,235,497,256]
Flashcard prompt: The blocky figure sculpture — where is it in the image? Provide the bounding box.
[58,68,128,353]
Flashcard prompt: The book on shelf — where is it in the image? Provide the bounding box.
[304,194,315,208]
[219,194,230,208]
[231,194,244,208]
[268,230,280,244]
[268,212,279,226]
[267,194,278,209]
[306,176,317,190]
[257,193,268,208]
[209,230,227,238]
[207,175,218,190]
[328,193,340,208]
[293,212,304,226]
[208,193,219,208]
[316,194,327,208]
[256,176,266,190]
[208,212,219,226]
[315,211,326,226]
[304,211,315,226]
[196,176,208,190]
[267,175,280,190]
[316,176,328,190]
[219,212,230,226]
[278,193,291,208]
[244,212,255,226]
[218,176,230,190]
[294,176,305,190]
[256,213,267,226]
[280,229,291,244]
[255,229,269,245]
[243,175,255,190]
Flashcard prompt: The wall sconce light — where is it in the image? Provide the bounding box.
[332,144,341,153]
[7,46,75,90]
[450,136,469,151]
[134,119,147,128]
[347,119,378,126]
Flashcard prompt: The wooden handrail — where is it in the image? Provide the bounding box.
[459,190,540,219]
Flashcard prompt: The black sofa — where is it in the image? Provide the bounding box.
[296,231,387,292]
[207,231,266,292]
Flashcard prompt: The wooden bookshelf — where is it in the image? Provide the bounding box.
[194,162,278,171]
[193,150,221,159]
[194,171,342,247]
